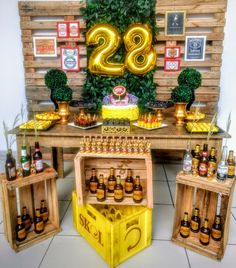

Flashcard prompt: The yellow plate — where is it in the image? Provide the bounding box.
[19,120,52,130]
[186,122,219,133]
[36,112,61,121]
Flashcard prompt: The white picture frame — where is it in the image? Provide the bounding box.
[33,36,57,57]
[185,36,206,61]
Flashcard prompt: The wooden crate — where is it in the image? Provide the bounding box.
[18,0,227,116]
[74,152,153,208]
[171,171,235,260]
[72,191,152,268]
[0,165,61,252]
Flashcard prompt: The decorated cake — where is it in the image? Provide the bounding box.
[102,86,139,121]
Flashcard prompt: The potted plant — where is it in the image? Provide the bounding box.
[171,85,192,125]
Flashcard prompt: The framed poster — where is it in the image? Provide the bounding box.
[57,22,69,38]
[164,59,180,72]
[60,46,80,72]
[165,11,186,36]
[33,37,57,57]
[165,46,181,59]
[69,22,80,38]
[185,36,206,61]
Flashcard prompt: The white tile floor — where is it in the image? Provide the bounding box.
[0,159,236,268]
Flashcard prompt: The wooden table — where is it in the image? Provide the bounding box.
[12,117,229,178]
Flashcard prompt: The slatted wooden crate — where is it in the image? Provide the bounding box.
[171,171,235,260]
[0,165,61,252]
[19,0,227,116]
[74,152,153,208]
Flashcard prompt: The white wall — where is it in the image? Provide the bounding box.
[0,0,235,152]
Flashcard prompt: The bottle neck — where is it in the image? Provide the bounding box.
[110,168,114,176]
[99,176,104,184]
[92,169,96,176]
[183,213,188,221]
[17,216,22,225]
[135,176,140,185]
[203,219,209,228]
[36,209,41,217]
[127,169,132,177]
[116,176,121,184]
[194,208,199,217]
[215,216,221,224]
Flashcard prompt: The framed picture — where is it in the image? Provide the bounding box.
[165,11,186,36]
[33,36,57,57]
[185,36,206,61]
[165,46,181,59]
[164,59,180,72]
[60,46,80,72]
[57,22,69,38]
[68,22,80,38]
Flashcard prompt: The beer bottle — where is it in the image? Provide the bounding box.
[22,206,31,231]
[217,145,228,181]
[125,169,134,194]
[33,142,43,173]
[16,215,27,242]
[107,167,116,193]
[114,175,124,202]
[227,150,235,178]
[85,137,91,153]
[21,145,30,177]
[34,208,44,234]
[89,168,98,194]
[180,212,190,238]
[183,147,192,175]
[133,176,143,203]
[211,215,222,241]
[40,200,48,223]
[96,174,106,202]
[91,138,96,153]
[198,144,208,177]
[200,218,210,245]
[207,147,217,179]
[109,138,115,153]
[190,208,200,233]
[5,149,16,181]
[192,144,201,176]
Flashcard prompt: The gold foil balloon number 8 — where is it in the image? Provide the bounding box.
[86,23,156,76]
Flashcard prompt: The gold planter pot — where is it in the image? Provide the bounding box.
[57,101,70,124]
[174,103,187,125]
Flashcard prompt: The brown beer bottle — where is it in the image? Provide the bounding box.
[34,208,44,234]
[22,206,31,231]
[190,208,200,233]
[192,144,201,176]
[16,215,27,242]
[227,150,235,178]
[180,212,190,238]
[125,169,134,194]
[211,215,222,241]
[40,200,48,223]
[107,167,116,193]
[89,168,98,194]
[33,142,43,173]
[114,175,124,202]
[133,176,143,203]
[96,174,106,202]
[207,147,217,179]
[5,149,17,181]
[198,144,208,177]
[200,218,210,245]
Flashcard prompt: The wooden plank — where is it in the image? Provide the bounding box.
[156,33,224,41]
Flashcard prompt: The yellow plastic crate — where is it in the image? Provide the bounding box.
[72,191,152,268]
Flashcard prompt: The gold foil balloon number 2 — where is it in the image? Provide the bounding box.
[86,23,157,76]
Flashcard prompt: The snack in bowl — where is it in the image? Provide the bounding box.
[36,111,61,121]
[186,122,219,133]
[185,111,205,121]
[19,120,52,130]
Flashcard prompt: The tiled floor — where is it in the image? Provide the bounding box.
[0,159,236,268]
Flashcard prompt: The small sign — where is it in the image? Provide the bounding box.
[164,59,180,72]
[33,37,57,57]
[69,22,80,38]
[165,11,186,36]
[185,36,206,61]
[57,22,68,38]
[57,21,80,38]
[165,46,181,59]
[60,47,80,71]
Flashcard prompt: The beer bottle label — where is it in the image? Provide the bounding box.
[18,228,26,239]
[180,226,190,237]
[199,163,208,176]
[41,211,48,222]
[23,218,31,230]
[191,220,199,231]
[22,161,30,171]
[183,160,192,172]
[97,189,105,200]
[35,159,43,171]
[211,228,222,239]
[108,180,116,191]
[8,167,16,178]
[200,232,210,243]
[125,182,133,192]
[133,190,143,201]
[208,161,217,173]
[36,221,44,231]
[192,158,199,167]
[90,182,98,192]
[114,189,123,200]
[228,165,235,176]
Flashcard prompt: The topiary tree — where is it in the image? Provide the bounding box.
[171,85,192,103]
[51,85,73,102]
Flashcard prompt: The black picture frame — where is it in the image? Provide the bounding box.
[165,11,186,36]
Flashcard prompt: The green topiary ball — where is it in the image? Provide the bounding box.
[51,85,73,102]
[171,85,192,103]
[45,69,68,90]
[178,68,201,90]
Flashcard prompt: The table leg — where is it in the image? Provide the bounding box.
[51,147,64,178]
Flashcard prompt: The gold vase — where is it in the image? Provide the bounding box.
[57,101,70,124]
[174,103,187,125]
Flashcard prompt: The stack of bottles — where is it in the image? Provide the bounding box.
[79,136,151,155]
[183,143,235,181]
[5,141,44,181]
[15,200,48,242]
[88,168,143,203]
[180,209,223,246]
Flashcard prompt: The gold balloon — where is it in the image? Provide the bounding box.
[123,23,157,75]
[86,23,124,76]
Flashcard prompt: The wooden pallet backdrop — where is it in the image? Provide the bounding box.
[19,0,227,116]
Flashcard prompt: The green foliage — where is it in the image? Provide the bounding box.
[178,68,202,90]
[51,85,73,102]
[81,0,157,111]
[171,85,192,103]
[44,69,67,90]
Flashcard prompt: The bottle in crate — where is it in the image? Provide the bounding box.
[133,176,143,203]
[227,150,235,178]
[207,147,217,179]
[40,200,48,223]
[217,145,228,181]
[89,168,98,194]
[107,167,116,193]
[200,218,210,245]
[5,149,16,181]
[33,141,43,173]
[211,215,222,241]
[125,169,134,194]
[34,208,44,234]
[16,215,27,242]
[183,147,192,175]
[198,144,208,177]
[22,206,31,231]
[21,145,30,177]
[97,174,106,202]
[114,175,124,202]
[191,144,200,176]
[180,212,190,238]
[190,208,200,233]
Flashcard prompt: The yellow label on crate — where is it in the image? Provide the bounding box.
[97,189,105,199]
[200,232,210,243]
[114,189,123,200]
[180,226,190,237]
[125,182,133,192]
[211,229,222,239]
[190,220,199,231]
[36,221,44,231]
[90,182,98,192]
[133,191,143,201]
[18,229,26,239]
